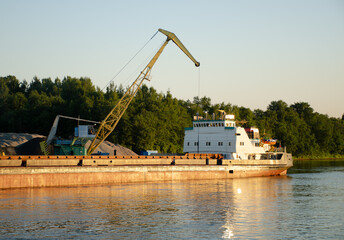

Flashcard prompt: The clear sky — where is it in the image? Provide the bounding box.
[1,0,343,118]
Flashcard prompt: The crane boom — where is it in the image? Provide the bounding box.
[158,29,200,67]
[87,29,199,155]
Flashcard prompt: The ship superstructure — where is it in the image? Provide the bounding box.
[183,114,279,160]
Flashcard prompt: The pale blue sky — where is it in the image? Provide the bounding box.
[1,0,343,117]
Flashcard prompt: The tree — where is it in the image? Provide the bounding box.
[28,76,43,93]
[1,75,344,158]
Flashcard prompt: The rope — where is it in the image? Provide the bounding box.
[198,65,201,99]
[121,40,167,86]
[102,30,159,91]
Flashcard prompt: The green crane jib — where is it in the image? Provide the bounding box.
[87,28,200,155]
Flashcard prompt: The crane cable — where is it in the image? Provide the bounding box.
[198,65,201,100]
[120,40,166,87]
[102,30,159,91]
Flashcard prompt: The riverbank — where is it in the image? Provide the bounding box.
[295,155,344,160]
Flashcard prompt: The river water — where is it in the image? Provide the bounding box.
[0,160,344,239]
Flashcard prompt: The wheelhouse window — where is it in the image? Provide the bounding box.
[240,142,244,146]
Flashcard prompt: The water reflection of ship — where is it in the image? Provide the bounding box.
[0,177,293,239]
[85,178,292,239]
[221,177,292,239]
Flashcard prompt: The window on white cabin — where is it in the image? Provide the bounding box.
[240,142,244,146]
[228,142,231,146]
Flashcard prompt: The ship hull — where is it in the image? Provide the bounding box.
[0,165,290,189]
[0,153,292,189]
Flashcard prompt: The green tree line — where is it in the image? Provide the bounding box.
[1,75,344,158]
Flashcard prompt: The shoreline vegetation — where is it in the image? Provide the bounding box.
[1,75,344,158]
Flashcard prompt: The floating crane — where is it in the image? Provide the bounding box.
[87,28,200,155]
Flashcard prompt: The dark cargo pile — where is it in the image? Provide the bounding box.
[15,137,45,155]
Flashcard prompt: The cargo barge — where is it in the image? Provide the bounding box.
[0,113,293,189]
